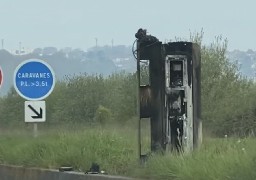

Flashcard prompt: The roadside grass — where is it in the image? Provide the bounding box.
[0,125,256,179]
[0,125,138,175]
[132,137,256,180]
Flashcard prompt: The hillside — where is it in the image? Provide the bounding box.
[227,49,256,78]
[1,46,256,95]
[0,46,136,95]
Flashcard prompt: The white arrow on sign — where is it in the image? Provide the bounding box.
[25,101,46,122]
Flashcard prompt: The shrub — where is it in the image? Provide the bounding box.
[94,105,113,126]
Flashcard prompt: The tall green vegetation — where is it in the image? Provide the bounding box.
[0,127,137,175]
[0,128,256,179]
[198,35,256,136]
[0,35,256,136]
[133,137,256,180]
[0,72,137,127]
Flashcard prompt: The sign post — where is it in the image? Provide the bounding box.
[34,123,38,138]
[25,101,46,137]
[14,59,55,137]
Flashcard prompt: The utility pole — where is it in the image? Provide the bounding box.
[1,39,4,49]
[19,42,21,54]
[111,39,114,48]
[95,38,98,48]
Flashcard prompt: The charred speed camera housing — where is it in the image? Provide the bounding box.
[135,29,201,159]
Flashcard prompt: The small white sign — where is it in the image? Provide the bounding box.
[25,101,46,122]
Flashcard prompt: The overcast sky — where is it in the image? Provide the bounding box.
[0,0,255,51]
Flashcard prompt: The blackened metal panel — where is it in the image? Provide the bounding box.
[147,42,166,151]
[137,40,166,152]
[192,43,202,148]
[137,42,158,60]
[140,85,152,118]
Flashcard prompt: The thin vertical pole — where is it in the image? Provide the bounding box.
[137,41,141,159]
[33,123,38,138]
[1,39,4,49]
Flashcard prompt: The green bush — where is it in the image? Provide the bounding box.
[94,105,113,126]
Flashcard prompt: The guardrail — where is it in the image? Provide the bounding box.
[0,165,134,180]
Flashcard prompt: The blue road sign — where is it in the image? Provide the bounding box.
[14,59,55,100]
